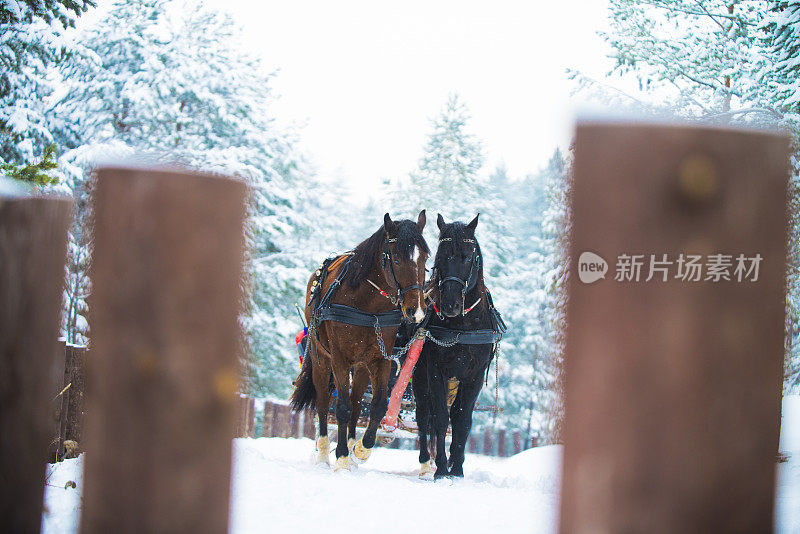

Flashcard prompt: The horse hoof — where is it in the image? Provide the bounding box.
[419,460,434,477]
[333,456,351,472]
[316,436,330,465]
[352,438,372,464]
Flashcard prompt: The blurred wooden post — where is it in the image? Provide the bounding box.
[483,427,493,456]
[261,402,275,437]
[64,345,86,451]
[289,410,300,438]
[247,397,255,437]
[275,405,291,438]
[468,435,478,454]
[236,397,255,438]
[55,343,87,461]
[530,435,538,449]
[53,341,69,461]
[513,430,522,455]
[0,196,72,532]
[560,123,789,534]
[497,429,506,457]
[81,167,246,534]
[303,410,316,439]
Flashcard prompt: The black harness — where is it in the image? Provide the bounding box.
[425,325,503,345]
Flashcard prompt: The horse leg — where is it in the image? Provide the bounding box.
[427,357,451,480]
[352,357,390,464]
[447,375,482,478]
[330,358,353,472]
[311,350,332,465]
[347,366,370,465]
[412,352,433,476]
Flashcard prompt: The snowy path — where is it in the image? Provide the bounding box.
[42,395,800,533]
[230,438,560,534]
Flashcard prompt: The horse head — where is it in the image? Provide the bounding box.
[381,210,429,323]
[433,213,482,318]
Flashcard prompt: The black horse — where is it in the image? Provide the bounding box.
[412,213,505,479]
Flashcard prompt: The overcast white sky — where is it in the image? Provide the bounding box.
[197,0,616,202]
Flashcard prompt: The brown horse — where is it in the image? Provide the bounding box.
[291,211,428,471]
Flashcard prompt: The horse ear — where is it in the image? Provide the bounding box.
[437,213,446,231]
[416,209,426,232]
[383,213,397,234]
[466,213,479,234]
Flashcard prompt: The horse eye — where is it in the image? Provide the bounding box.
[394,258,400,265]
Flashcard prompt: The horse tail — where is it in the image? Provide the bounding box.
[291,344,317,411]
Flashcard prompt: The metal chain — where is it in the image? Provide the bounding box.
[374,317,389,360]
[391,333,417,360]
[424,329,460,347]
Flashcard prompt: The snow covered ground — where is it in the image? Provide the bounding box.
[42,396,800,533]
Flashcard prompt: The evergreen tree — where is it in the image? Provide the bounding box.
[51,0,329,398]
[0,0,93,165]
[390,93,487,244]
[760,1,800,390]
[387,96,565,439]
[596,0,768,119]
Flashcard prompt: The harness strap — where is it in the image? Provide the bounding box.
[426,325,503,345]
[315,303,403,328]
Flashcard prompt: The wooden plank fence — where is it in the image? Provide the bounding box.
[1,123,790,533]
[245,399,539,457]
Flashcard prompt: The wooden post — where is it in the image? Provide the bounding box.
[81,167,247,534]
[303,409,316,439]
[468,434,478,454]
[513,430,522,455]
[289,409,300,438]
[275,405,291,438]
[51,341,67,461]
[262,402,275,437]
[235,397,247,437]
[55,342,71,462]
[530,435,538,449]
[560,123,790,534]
[497,429,506,457]
[64,345,86,451]
[0,196,72,532]
[247,397,256,437]
[483,427,493,456]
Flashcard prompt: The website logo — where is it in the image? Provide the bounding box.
[578,251,608,284]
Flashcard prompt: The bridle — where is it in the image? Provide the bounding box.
[373,237,425,307]
[434,237,481,315]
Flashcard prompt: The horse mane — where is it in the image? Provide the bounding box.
[345,220,429,288]
[436,221,486,292]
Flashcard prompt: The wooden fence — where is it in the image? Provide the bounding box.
[237,399,540,457]
[0,124,791,533]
